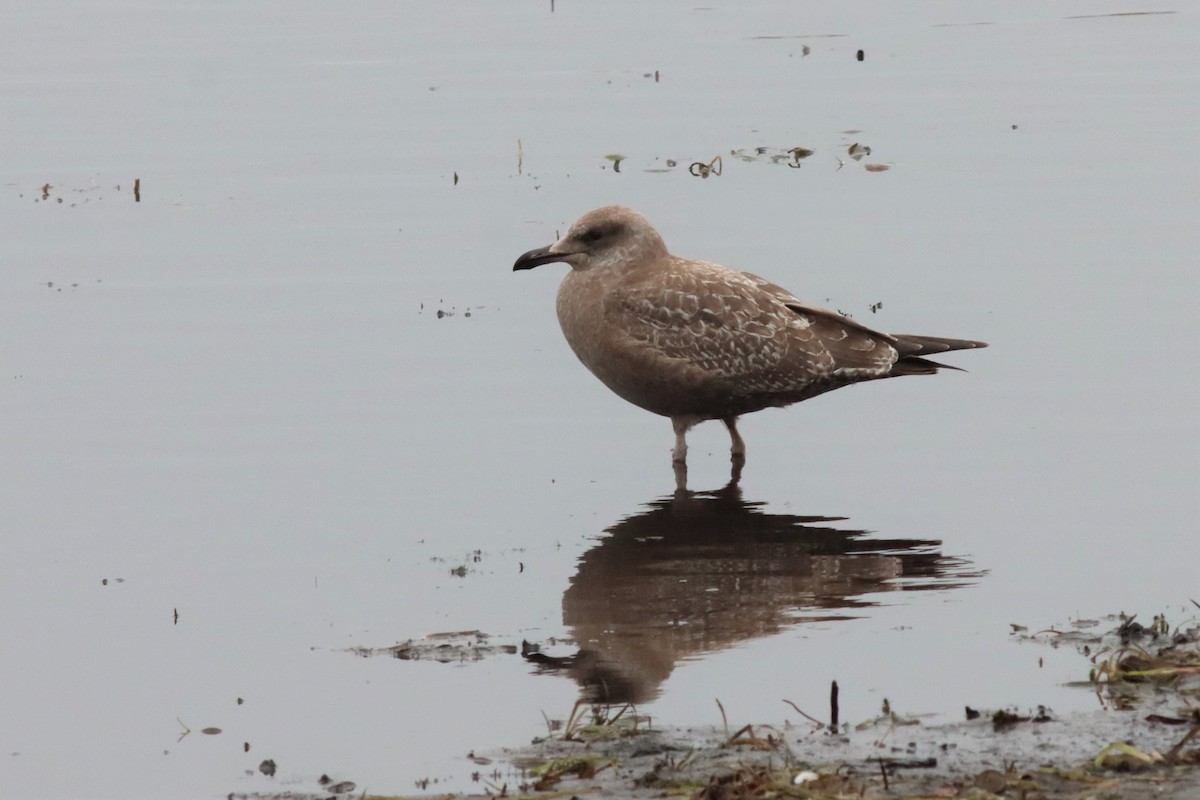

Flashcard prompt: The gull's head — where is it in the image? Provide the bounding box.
[513,205,668,273]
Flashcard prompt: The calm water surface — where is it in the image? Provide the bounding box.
[1,2,1196,797]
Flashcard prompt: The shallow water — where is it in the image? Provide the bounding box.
[2,2,1197,797]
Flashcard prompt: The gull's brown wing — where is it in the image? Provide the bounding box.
[607,261,900,393]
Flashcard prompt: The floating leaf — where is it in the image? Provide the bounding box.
[1094,741,1159,769]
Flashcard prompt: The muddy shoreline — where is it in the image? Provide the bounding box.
[482,707,1198,799]
[471,614,1200,799]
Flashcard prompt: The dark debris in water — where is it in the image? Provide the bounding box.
[230,763,359,800]
[348,629,518,663]
[317,774,357,794]
[420,301,487,319]
[604,153,625,173]
[688,155,722,179]
[729,146,814,168]
[1012,607,1200,711]
[10,177,143,207]
[623,141,894,175]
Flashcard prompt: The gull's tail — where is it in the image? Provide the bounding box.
[890,334,988,376]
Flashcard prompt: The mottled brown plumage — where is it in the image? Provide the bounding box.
[514,206,986,466]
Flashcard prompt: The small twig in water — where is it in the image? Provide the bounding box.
[562,699,586,739]
[688,155,722,178]
[782,699,824,727]
[1166,724,1200,764]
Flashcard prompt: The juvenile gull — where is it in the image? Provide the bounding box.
[513,206,986,467]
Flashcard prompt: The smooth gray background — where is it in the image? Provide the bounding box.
[2,2,1196,797]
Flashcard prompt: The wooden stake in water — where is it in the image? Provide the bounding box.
[830,680,839,732]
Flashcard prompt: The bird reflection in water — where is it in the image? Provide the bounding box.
[524,478,982,706]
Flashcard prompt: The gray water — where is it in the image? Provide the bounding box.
[2,2,1197,797]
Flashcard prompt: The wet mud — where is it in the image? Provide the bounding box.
[488,707,1199,800]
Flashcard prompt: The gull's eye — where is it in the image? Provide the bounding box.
[580,228,605,244]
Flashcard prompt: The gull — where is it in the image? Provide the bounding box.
[513,205,986,469]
